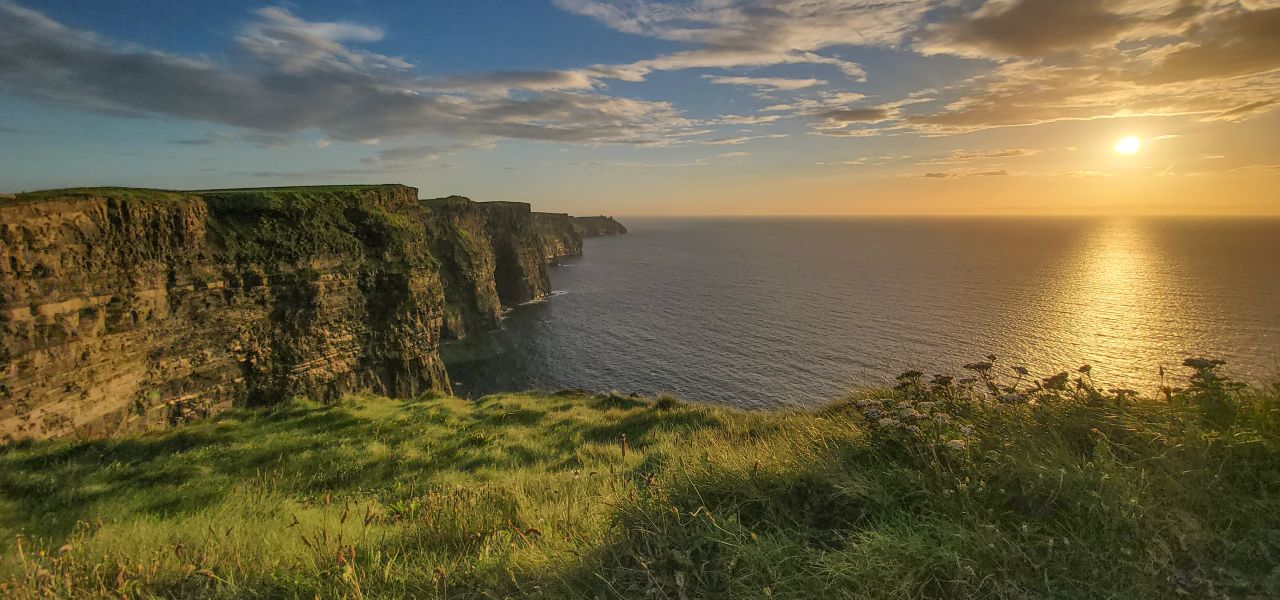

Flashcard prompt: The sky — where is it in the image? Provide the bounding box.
[1,0,1278,216]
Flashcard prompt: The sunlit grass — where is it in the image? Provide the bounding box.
[1,363,1277,598]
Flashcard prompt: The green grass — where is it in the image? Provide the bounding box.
[6,185,405,206]
[9,187,190,204]
[1,362,1278,599]
[195,185,403,194]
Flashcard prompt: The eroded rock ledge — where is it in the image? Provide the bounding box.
[0,185,623,439]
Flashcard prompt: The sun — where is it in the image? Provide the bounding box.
[1115,136,1142,155]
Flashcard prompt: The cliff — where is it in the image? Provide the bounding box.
[0,186,451,438]
[422,198,592,340]
[572,215,628,237]
[0,185,620,439]
[532,212,584,261]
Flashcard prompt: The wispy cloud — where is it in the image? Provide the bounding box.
[0,2,692,145]
[712,114,783,125]
[553,0,937,82]
[921,168,1009,178]
[920,148,1042,165]
[361,142,491,167]
[700,134,788,145]
[703,75,827,90]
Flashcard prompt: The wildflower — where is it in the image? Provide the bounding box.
[915,401,938,411]
[958,377,977,385]
[945,439,967,451]
[1077,364,1092,374]
[960,425,974,435]
[1012,366,1030,376]
[963,361,993,372]
[855,399,883,409]
[932,413,952,423]
[1109,388,1139,399]
[877,417,900,428]
[998,393,1029,404]
[1182,357,1225,370]
[900,409,926,421]
[896,370,925,381]
[1042,372,1070,391]
[864,407,884,420]
[931,374,954,387]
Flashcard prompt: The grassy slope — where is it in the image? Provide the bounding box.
[1,367,1278,599]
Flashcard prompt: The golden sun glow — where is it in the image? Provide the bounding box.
[1115,136,1142,155]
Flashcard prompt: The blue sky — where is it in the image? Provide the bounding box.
[1,1,1278,215]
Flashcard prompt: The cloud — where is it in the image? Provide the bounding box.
[170,132,297,149]
[887,2,1279,135]
[362,142,488,166]
[1141,7,1280,83]
[718,151,750,158]
[899,58,1280,134]
[819,108,896,123]
[701,134,788,145]
[921,168,1008,178]
[713,114,782,125]
[1204,99,1278,121]
[919,0,1163,58]
[0,2,692,145]
[761,91,869,113]
[703,75,827,90]
[422,70,599,93]
[554,0,938,82]
[921,148,1041,164]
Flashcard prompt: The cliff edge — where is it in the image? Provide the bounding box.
[0,185,622,439]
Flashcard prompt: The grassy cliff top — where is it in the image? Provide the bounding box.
[1,360,1277,599]
[421,195,474,210]
[7,187,191,205]
[195,184,408,195]
[5,185,412,204]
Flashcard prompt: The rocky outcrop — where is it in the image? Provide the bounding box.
[1,185,619,439]
[572,216,628,238]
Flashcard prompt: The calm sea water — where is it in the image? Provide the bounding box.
[443,218,1280,409]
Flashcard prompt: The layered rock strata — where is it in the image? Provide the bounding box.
[1,185,621,438]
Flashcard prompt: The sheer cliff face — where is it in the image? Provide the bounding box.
[1,186,449,439]
[422,197,504,340]
[533,213,584,262]
[0,186,618,439]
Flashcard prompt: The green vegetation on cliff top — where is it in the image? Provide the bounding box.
[8,188,190,204]
[2,359,1277,599]
[5,185,410,205]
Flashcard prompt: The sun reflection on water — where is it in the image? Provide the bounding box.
[1047,219,1178,383]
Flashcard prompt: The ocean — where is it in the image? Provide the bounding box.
[443,217,1280,408]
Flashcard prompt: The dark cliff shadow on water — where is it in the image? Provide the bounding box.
[440,301,558,399]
